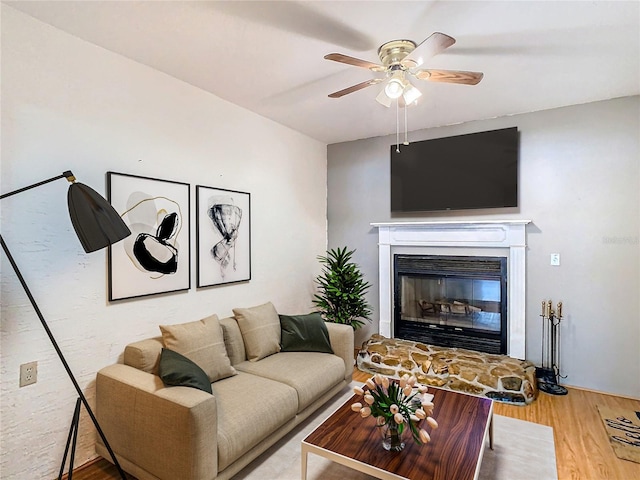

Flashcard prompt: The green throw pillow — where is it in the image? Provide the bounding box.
[279,313,334,354]
[158,348,212,394]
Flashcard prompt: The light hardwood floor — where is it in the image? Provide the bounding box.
[65,368,640,480]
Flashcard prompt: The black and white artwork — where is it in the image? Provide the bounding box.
[108,172,190,301]
[196,185,251,287]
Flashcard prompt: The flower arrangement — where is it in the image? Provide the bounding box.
[351,373,438,450]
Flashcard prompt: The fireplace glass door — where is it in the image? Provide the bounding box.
[394,255,507,354]
[400,276,501,332]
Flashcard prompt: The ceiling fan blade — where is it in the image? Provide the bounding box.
[328,78,384,98]
[415,69,484,85]
[402,32,456,68]
[324,53,385,72]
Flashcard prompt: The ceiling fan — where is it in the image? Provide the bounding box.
[324,32,483,107]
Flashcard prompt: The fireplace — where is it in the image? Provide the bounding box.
[372,220,530,359]
[394,254,507,354]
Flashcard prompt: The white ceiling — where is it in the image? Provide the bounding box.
[5,0,640,145]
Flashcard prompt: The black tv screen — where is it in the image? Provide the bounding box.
[391,127,519,212]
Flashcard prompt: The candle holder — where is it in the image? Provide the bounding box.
[536,300,568,395]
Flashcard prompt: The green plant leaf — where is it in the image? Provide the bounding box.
[312,246,372,330]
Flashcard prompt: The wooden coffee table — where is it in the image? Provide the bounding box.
[302,387,493,480]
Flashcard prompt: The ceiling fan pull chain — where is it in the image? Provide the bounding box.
[404,104,409,146]
[396,100,400,153]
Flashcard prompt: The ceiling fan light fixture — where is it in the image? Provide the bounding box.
[384,78,404,99]
[384,71,405,99]
[402,83,422,105]
[375,88,392,107]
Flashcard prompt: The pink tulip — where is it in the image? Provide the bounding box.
[360,407,372,418]
[415,408,426,419]
[390,404,399,414]
[353,386,364,396]
[364,394,375,405]
[394,412,404,424]
[419,429,431,443]
[427,417,438,429]
[351,402,362,412]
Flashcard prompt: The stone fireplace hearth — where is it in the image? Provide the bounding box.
[357,334,538,405]
[371,220,530,359]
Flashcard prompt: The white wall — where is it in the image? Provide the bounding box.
[328,96,640,399]
[0,6,327,479]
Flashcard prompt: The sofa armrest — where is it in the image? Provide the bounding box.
[324,322,354,383]
[96,364,217,480]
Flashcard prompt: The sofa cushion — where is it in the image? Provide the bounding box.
[159,314,237,383]
[158,348,213,394]
[279,313,334,354]
[233,302,281,361]
[235,352,345,412]
[212,372,298,471]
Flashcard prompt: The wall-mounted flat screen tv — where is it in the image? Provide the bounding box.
[391,127,519,212]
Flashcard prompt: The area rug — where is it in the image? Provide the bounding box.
[231,384,557,480]
[597,405,640,464]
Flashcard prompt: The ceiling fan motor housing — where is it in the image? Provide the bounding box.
[378,40,417,69]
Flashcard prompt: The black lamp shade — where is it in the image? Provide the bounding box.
[67,182,131,253]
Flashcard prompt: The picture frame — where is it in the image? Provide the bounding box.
[196,185,251,287]
[107,172,191,301]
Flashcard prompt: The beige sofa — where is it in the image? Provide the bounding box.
[95,311,354,480]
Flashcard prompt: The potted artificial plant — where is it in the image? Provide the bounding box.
[313,246,372,330]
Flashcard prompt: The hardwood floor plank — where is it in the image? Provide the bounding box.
[61,457,126,480]
[64,368,640,480]
[489,381,640,480]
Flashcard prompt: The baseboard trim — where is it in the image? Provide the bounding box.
[61,456,102,480]
[562,383,640,401]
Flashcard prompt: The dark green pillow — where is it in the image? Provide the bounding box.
[279,313,334,354]
[158,348,212,394]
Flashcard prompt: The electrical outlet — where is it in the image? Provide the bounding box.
[19,361,37,387]
[550,253,561,266]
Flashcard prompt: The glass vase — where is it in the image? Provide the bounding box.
[380,421,406,451]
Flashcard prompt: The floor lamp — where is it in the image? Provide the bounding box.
[1,171,131,479]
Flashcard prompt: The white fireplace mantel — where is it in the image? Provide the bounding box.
[371,220,531,359]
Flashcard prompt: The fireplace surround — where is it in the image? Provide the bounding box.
[372,220,530,359]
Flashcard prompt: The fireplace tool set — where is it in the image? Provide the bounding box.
[536,300,568,395]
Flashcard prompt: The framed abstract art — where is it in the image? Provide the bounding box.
[107,172,190,301]
[196,185,251,287]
